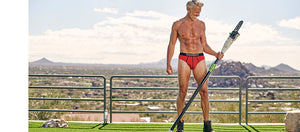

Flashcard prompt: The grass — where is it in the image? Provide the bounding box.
[29,121,287,132]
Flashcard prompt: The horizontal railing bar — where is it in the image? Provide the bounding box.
[29,74,106,78]
[111,75,177,78]
[207,76,241,79]
[111,111,239,114]
[248,112,286,114]
[111,87,239,90]
[29,98,104,101]
[29,86,104,89]
[29,109,104,113]
[111,99,239,102]
[111,87,178,90]
[247,76,300,79]
[248,88,300,90]
[248,100,300,102]
[111,75,240,79]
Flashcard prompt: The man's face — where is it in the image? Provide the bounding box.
[188,5,201,21]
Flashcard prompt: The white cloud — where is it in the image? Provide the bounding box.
[29,10,300,69]
[204,19,296,47]
[94,8,118,14]
[278,17,300,30]
[29,10,178,64]
[126,10,169,18]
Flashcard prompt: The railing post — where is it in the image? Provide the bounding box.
[238,77,242,125]
[245,76,249,125]
[103,76,107,123]
[109,76,113,123]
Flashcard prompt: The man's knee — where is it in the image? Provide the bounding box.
[199,81,209,96]
[178,88,188,100]
[199,88,208,97]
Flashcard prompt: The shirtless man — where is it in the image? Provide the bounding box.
[166,0,223,132]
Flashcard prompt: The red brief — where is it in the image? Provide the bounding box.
[179,53,205,70]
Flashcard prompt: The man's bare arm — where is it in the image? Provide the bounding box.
[166,22,179,74]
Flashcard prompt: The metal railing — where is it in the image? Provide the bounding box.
[28,74,300,124]
[245,76,300,124]
[110,75,242,124]
[28,74,107,123]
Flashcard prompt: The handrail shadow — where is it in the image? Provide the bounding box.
[240,125,252,132]
[98,123,108,130]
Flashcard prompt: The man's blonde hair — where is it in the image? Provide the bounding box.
[186,0,204,9]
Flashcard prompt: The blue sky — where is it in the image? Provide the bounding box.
[29,0,299,34]
[29,0,300,70]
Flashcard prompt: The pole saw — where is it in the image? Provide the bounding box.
[169,20,243,132]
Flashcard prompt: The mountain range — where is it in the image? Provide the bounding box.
[30,57,300,76]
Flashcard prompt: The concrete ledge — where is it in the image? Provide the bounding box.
[285,110,300,132]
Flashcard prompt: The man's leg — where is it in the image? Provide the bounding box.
[193,60,215,132]
[192,60,209,121]
[176,59,191,131]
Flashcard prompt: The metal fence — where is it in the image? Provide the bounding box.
[109,75,242,124]
[245,76,300,124]
[28,74,107,123]
[28,74,300,124]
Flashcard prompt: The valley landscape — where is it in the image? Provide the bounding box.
[28,58,300,123]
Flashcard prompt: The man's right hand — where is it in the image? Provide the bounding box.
[166,65,173,75]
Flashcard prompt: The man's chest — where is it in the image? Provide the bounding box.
[177,22,202,39]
